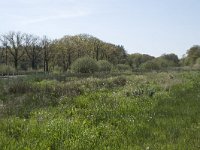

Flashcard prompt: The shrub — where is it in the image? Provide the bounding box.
[0,65,15,75]
[97,60,112,72]
[71,57,98,73]
[195,57,200,65]
[52,66,62,75]
[193,58,200,70]
[8,79,32,94]
[116,64,131,72]
[112,76,127,86]
[140,60,160,71]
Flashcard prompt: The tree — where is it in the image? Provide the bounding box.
[0,37,9,65]
[128,53,155,68]
[1,32,25,69]
[106,44,127,64]
[0,47,3,64]
[155,57,171,68]
[52,36,79,72]
[24,34,41,69]
[71,34,87,58]
[54,34,127,68]
[160,53,179,66]
[90,36,102,61]
[186,45,200,65]
[41,36,52,72]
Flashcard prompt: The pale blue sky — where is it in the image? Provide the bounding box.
[0,0,200,57]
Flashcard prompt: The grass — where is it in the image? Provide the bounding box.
[0,71,200,149]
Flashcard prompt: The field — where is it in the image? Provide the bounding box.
[0,71,200,150]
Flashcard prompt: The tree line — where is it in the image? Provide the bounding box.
[0,31,200,73]
[0,31,126,72]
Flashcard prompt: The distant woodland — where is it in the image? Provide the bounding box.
[0,31,200,73]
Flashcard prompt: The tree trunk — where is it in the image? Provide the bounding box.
[68,52,71,67]
[46,60,49,72]
[32,59,36,70]
[5,49,8,65]
[96,47,99,61]
[44,60,46,72]
[14,58,18,71]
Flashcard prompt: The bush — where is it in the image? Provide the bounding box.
[0,65,15,75]
[112,76,127,86]
[116,64,131,72]
[71,57,98,73]
[97,60,112,72]
[195,58,200,65]
[52,66,62,75]
[193,58,200,70]
[140,60,160,71]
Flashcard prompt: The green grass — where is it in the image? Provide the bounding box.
[0,71,200,149]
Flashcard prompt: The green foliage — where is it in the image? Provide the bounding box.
[0,72,200,149]
[71,57,98,73]
[52,66,62,74]
[140,57,178,71]
[140,59,160,70]
[155,57,174,68]
[160,53,179,66]
[186,45,200,65]
[128,53,155,69]
[195,57,200,64]
[112,76,127,86]
[193,58,200,69]
[97,60,112,72]
[116,64,131,72]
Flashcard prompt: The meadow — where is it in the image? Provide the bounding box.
[0,71,200,150]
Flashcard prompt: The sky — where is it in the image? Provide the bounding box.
[0,0,200,58]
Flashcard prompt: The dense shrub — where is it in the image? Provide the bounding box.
[116,64,131,72]
[97,60,112,72]
[140,58,179,71]
[71,57,98,73]
[140,60,160,71]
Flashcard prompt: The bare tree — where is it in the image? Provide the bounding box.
[1,32,25,69]
[91,37,102,61]
[24,34,41,69]
[0,36,9,65]
[41,36,52,72]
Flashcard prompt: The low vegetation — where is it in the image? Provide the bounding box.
[0,71,200,149]
[0,64,16,75]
